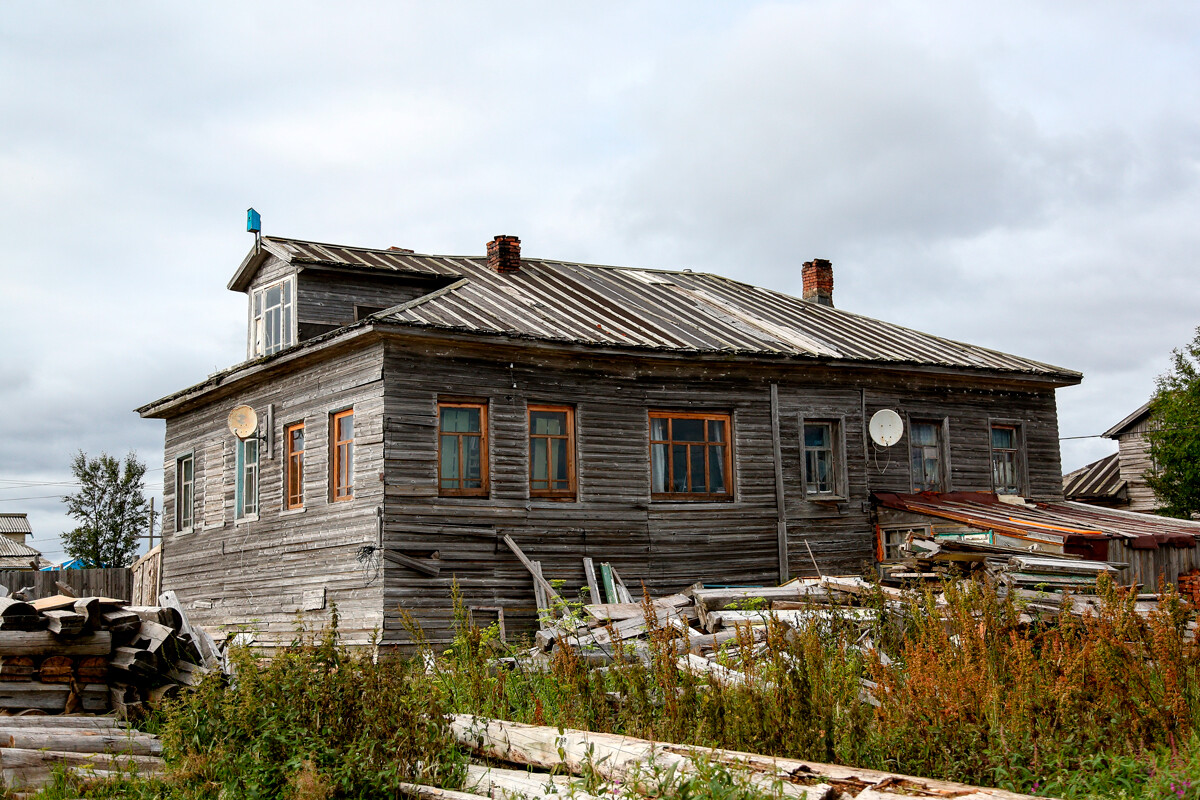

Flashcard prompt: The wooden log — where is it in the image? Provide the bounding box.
[43,610,86,636]
[0,613,43,633]
[398,782,495,800]
[0,632,110,657]
[76,656,107,684]
[0,729,162,756]
[0,600,35,619]
[0,716,126,730]
[466,762,605,800]
[37,656,73,684]
[53,581,77,598]
[0,684,69,712]
[0,657,34,682]
[0,747,162,789]
[449,715,1041,800]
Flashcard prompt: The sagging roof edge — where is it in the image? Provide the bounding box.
[1102,401,1152,439]
[138,316,1082,420]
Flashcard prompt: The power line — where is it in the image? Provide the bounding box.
[0,494,69,502]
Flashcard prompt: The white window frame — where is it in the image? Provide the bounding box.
[235,437,259,521]
[879,525,931,561]
[249,277,295,357]
[175,452,195,533]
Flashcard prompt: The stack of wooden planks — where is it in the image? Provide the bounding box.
[0,714,163,793]
[0,588,218,718]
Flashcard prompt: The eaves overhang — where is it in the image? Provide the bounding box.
[138,319,1081,424]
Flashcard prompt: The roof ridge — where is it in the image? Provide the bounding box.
[262,235,725,278]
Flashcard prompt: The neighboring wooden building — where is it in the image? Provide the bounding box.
[0,514,43,570]
[1063,402,1160,512]
[139,235,1084,649]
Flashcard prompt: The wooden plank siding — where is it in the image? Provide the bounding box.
[295,269,450,331]
[159,342,389,647]
[1116,429,1160,512]
[376,339,1066,648]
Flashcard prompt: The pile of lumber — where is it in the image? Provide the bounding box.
[502,536,882,674]
[431,714,1044,800]
[0,587,218,718]
[0,715,163,792]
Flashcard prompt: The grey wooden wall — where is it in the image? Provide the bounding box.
[160,341,388,648]
[376,338,1067,648]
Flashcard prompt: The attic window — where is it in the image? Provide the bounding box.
[250,278,294,356]
[355,305,386,321]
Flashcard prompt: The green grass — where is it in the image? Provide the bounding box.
[26,580,1200,800]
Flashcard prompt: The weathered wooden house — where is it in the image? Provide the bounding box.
[138,234,1085,648]
[1063,402,1159,512]
[0,514,43,570]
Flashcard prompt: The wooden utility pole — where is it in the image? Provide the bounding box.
[146,498,155,551]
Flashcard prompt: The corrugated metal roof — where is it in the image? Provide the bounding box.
[1063,453,1126,502]
[258,237,1081,381]
[875,491,1200,547]
[0,514,32,536]
[0,534,40,559]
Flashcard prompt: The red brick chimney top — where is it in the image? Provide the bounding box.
[487,235,522,273]
[802,258,833,307]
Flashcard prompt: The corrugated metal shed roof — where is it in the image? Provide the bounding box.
[0,535,40,559]
[1063,453,1127,503]
[875,491,1200,548]
[256,237,1081,382]
[0,514,32,536]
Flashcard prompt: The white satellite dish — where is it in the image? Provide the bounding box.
[868,409,904,447]
[227,405,259,440]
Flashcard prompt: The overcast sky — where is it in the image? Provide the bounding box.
[2,2,1198,562]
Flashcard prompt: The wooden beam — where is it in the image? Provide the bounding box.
[381,549,441,577]
[449,715,1041,800]
[770,383,789,583]
[502,535,562,605]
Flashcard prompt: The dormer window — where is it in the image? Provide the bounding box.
[250,277,294,356]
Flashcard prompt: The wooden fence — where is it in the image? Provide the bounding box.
[0,567,131,602]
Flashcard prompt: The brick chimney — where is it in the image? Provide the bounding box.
[487,235,522,273]
[802,258,833,307]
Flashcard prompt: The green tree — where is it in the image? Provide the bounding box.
[1145,328,1200,518]
[61,451,150,567]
